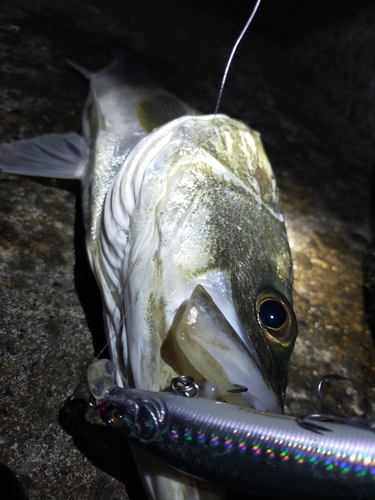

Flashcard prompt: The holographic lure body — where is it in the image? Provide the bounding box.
[97,383,375,499]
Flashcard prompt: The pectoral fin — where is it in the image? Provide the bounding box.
[0,133,88,179]
[137,94,196,132]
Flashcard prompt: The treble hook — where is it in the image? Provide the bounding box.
[297,414,333,435]
[298,373,375,435]
[316,373,352,414]
[298,373,352,433]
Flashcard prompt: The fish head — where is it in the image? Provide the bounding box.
[100,114,297,415]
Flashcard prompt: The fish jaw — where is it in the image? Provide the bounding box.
[95,114,297,415]
[161,284,283,412]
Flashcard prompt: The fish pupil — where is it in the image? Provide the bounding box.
[259,300,287,329]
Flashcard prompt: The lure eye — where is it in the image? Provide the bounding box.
[109,408,124,427]
[256,289,297,344]
[136,404,159,441]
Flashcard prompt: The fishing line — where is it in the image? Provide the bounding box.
[93,223,158,369]
[214,0,262,116]
[94,273,147,364]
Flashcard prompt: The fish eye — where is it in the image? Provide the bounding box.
[256,289,297,344]
[259,299,287,329]
[109,408,124,427]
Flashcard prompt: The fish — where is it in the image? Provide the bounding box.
[88,358,375,500]
[0,49,297,499]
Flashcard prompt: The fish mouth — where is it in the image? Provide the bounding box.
[161,285,283,413]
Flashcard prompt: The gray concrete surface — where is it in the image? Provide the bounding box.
[1,1,375,498]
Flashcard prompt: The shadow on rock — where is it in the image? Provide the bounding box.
[0,463,29,500]
[363,162,375,345]
[58,396,147,500]
[73,188,109,358]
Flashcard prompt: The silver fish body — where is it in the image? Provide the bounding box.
[0,51,297,499]
[98,383,375,500]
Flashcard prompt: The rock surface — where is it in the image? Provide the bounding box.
[1,1,375,499]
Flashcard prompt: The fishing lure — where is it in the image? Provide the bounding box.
[88,359,375,500]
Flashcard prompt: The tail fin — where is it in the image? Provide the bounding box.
[0,133,88,180]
